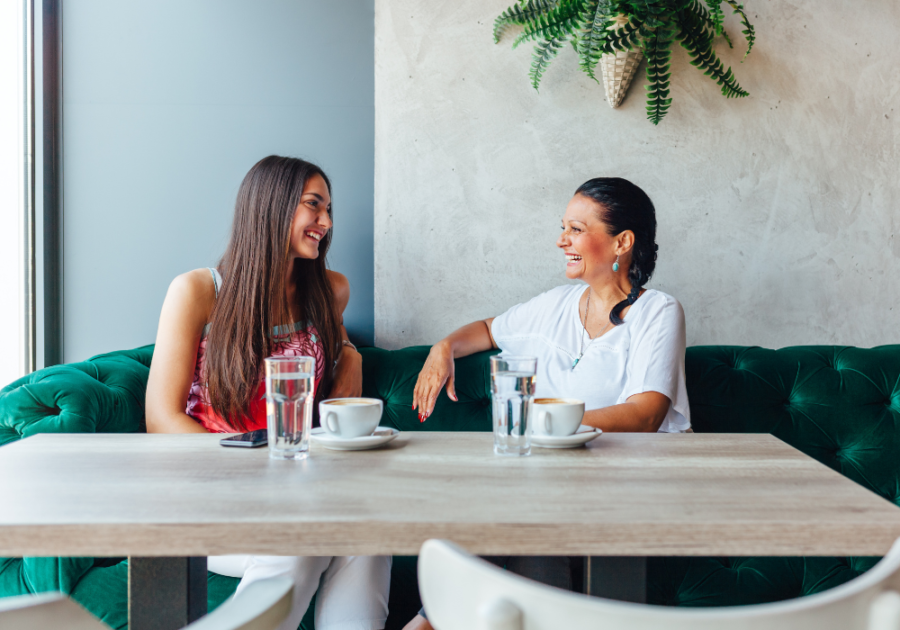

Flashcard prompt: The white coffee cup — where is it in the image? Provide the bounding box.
[319,398,383,438]
[532,398,585,437]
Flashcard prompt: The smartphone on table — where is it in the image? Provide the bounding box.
[219,429,268,448]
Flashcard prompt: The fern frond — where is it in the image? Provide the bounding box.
[493,0,560,44]
[513,0,586,49]
[576,0,616,82]
[704,0,724,34]
[530,36,567,90]
[690,1,731,47]
[643,22,676,124]
[722,0,755,59]
[600,17,642,53]
[678,10,748,98]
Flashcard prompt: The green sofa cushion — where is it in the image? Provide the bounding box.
[0,346,154,447]
[686,346,900,507]
[361,346,496,432]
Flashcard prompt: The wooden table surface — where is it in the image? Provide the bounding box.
[1,432,899,557]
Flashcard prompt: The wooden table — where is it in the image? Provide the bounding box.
[2,432,899,628]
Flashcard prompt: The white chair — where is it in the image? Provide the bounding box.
[419,539,900,630]
[0,576,293,630]
[0,592,105,630]
[185,576,293,630]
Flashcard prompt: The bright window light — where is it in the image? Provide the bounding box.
[0,0,22,385]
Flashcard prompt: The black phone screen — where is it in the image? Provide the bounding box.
[219,429,268,447]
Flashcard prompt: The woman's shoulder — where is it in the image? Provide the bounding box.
[630,289,685,327]
[163,269,218,324]
[531,283,583,305]
[510,284,580,315]
[494,285,580,336]
[169,268,217,300]
[639,288,681,307]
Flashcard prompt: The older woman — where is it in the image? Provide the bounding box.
[404,177,690,630]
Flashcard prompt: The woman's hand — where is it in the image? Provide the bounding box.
[413,340,458,421]
[329,346,363,399]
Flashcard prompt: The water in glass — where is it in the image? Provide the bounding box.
[490,356,537,456]
[265,356,315,460]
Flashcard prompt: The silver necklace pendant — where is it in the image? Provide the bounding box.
[574,288,591,371]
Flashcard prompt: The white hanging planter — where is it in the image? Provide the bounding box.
[600,15,643,109]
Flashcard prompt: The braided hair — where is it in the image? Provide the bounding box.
[574,177,659,326]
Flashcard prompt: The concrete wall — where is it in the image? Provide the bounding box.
[374,0,900,349]
[63,0,375,362]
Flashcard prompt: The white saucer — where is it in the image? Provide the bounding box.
[310,426,399,451]
[531,425,601,449]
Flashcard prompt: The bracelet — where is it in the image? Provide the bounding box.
[341,339,358,352]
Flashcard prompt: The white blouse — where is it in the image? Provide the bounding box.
[490,285,691,433]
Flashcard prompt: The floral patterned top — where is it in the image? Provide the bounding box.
[185,268,326,433]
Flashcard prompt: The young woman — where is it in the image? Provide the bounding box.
[146,156,390,630]
[404,177,690,630]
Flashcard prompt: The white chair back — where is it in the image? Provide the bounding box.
[419,539,900,630]
[0,576,293,630]
[0,592,106,629]
[185,576,293,630]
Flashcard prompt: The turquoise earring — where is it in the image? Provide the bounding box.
[612,255,620,272]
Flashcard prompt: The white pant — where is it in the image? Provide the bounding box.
[208,555,391,630]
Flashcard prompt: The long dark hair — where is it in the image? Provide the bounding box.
[574,177,658,326]
[205,156,342,431]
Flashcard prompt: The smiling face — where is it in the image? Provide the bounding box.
[289,173,332,260]
[557,193,633,284]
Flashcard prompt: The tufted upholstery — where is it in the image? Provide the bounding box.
[686,346,900,510]
[0,343,898,629]
[361,346,496,432]
[0,346,154,447]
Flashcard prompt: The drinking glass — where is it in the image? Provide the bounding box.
[490,355,537,456]
[264,356,315,460]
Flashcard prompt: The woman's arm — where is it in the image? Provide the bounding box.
[145,270,216,434]
[581,391,670,433]
[413,318,497,419]
[326,271,363,399]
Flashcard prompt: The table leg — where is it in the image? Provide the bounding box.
[583,556,647,603]
[128,557,207,630]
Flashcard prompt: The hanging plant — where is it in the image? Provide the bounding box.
[493,0,756,125]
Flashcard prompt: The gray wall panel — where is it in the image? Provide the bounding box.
[63,0,374,361]
[374,0,900,349]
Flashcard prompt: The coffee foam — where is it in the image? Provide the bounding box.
[323,398,379,406]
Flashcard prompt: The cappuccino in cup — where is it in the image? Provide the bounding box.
[319,398,383,438]
[532,398,585,437]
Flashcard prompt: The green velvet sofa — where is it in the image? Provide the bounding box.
[1,343,898,629]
